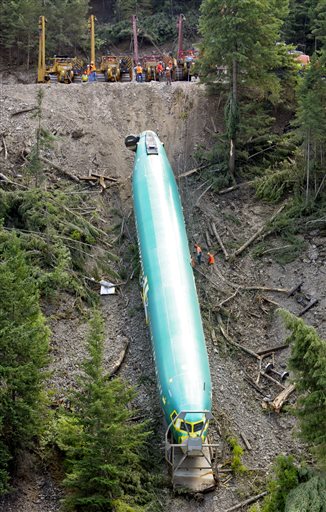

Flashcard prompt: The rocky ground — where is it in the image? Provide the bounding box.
[0,78,325,512]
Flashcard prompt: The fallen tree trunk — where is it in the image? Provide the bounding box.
[271,384,295,413]
[217,315,260,360]
[212,222,229,260]
[108,340,130,377]
[40,156,80,183]
[225,491,268,512]
[232,204,286,258]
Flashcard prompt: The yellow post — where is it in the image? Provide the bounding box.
[37,16,46,82]
[89,15,96,66]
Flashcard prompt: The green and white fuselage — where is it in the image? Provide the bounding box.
[132,131,212,443]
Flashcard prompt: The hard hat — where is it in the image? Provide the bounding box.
[91,61,94,64]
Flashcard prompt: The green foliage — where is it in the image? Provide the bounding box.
[227,436,247,475]
[0,0,90,67]
[279,310,326,468]
[55,311,159,511]
[255,165,300,202]
[257,455,326,512]
[198,0,297,179]
[295,52,326,204]
[283,0,320,54]
[0,188,120,301]
[285,474,326,511]
[260,455,302,512]
[0,235,49,494]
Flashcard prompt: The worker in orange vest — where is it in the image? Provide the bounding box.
[156,62,164,80]
[194,243,202,264]
[207,252,215,265]
[136,63,143,82]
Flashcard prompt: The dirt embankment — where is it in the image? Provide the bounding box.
[0,81,325,512]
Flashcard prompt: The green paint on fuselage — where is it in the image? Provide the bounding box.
[132,131,212,442]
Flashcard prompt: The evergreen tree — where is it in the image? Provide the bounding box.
[56,311,156,511]
[115,0,152,20]
[279,310,326,468]
[282,0,319,53]
[199,0,289,179]
[259,455,326,512]
[295,51,326,204]
[0,232,50,494]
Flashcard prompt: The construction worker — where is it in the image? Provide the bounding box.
[136,63,143,82]
[82,71,88,83]
[165,66,172,85]
[89,61,96,82]
[156,62,164,80]
[207,252,215,265]
[194,243,202,264]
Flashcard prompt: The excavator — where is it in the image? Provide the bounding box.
[37,16,83,83]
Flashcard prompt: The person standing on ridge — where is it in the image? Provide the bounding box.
[207,252,215,265]
[136,63,143,82]
[194,244,202,264]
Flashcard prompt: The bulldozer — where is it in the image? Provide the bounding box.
[37,16,83,83]
[88,15,132,82]
[96,55,133,82]
[47,56,83,83]
[142,54,164,81]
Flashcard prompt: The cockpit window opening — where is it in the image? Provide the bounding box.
[180,421,193,433]
[194,421,204,432]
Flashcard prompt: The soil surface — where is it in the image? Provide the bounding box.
[0,79,325,512]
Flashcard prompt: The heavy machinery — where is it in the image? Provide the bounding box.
[37,16,83,83]
[89,15,132,82]
[47,56,83,83]
[141,54,164,81]
[174,14,199,81]
[125,131,218,491]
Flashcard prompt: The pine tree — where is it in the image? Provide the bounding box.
[56,311,156,511]
[282,0,319,53]
[279,310,326,468]
[199,0,289,179]
[295,51,326,204]
[0,232,50,494]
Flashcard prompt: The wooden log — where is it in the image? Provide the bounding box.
[215,288,240,309]
[11,107,36,117]
[271,384,295,413]
[0,173,27,189]
[256,344,288,356]
[39,156,80,183]
[240,432,252,451]
[260,295,281,307]
[91,172,118,182]
[298,298,318,317]
[78,176,98,181]
[2,136,8,159]
[108,340,130,378]
[243,374,266,397]
[195,184,213,206]
[212,222,229,260]
[217,316,260,360]
[178,160,220,179]
[225,491,268,512]
[205,230,212,248]
[232,204,286,258]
